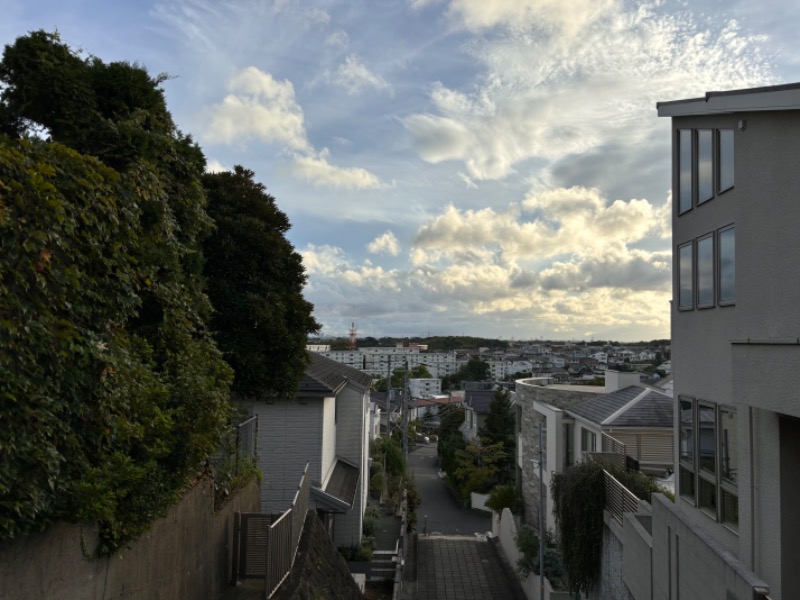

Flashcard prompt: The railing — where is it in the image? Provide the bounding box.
[601,432,625,456]
[266,464,310,598]
[211,415,258,482]
[232,464,310,599]
[603,469,639,525]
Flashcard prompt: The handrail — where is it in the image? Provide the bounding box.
[603,469,639,524]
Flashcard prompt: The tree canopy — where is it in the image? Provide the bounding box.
[202,166,319,399]
[0,30,321,551]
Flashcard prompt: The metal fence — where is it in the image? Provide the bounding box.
[232,464,310,599]
[601,432,626,456]
[603,469,639,525]
[211,415,258,484]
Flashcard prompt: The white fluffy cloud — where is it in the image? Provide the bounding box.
[367,231,401,256]
[292,150,381,190]
[204,67,311,151]
[204,66,382,189]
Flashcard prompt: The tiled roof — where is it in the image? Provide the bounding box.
[568,385,672,428]
[465,389,495,414]
[297,352,373,398]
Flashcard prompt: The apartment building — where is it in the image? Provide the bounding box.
[654,83,800,599]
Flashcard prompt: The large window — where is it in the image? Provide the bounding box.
[718,225,735,304]
[676,128,734,215]
[679,397,738,530]
[678,227,735,311]
[678,242,694,310]
[697,235,715,308]
[697,129,714,204]
[679,129,693,214]
[718,129,735,192]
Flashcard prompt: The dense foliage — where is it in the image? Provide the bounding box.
[0,31,238,552]
[515,525,564,584]
[442,358,491,390]
[551,460,671,595]
[202,167,319,399]
[436,405,466,476]
[478,389,516,481]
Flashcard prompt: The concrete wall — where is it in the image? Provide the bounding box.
[623,511,653,600]
[0,478,260,600]
[650,494,769,600]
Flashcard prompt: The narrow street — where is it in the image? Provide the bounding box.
[407,442,491,535]
[407,443,526,600]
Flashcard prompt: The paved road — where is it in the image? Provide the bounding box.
[407,443,491,536]
[407,443,526,600]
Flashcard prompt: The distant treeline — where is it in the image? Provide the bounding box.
[313,335,670,351]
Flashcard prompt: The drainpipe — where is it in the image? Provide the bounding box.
[749,406,756,572]
[539,422,545,600]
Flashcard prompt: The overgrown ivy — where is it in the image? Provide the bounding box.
[0,31,234,554]
[551,460,672,595]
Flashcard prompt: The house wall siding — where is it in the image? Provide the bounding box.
[332,385,368,547]
[249,398,324,513]
[321,396,336,486]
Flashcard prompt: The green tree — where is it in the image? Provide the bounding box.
[453,440,506,497]
[443,358,491,390]
[478,389,516,482]
[437,406,466,474]
[0,31,232,552]
[202,166,319,399]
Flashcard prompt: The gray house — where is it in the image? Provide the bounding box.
[243,353,372,548]
[649,82,800,599]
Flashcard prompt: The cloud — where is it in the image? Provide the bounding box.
[205,159,227,173]
[203,67,382,189]
[203,66,311,151]
[291,150,381,190]
[328,55,392,96]
[446,0,617,39]
[325,30,349,48]
[404,6,775,182]
[367,231,401,256]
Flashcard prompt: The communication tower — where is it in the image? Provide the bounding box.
[348,322,358,349]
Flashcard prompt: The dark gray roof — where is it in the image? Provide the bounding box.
[323,459,359,507]
[567,385,672,428]
[465,389,495,414]
[297,352,372,399]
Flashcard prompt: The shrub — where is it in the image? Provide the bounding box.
[485,484,523,515]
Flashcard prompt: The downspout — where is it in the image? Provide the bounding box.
[749,405,756,572]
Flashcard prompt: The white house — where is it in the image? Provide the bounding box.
[243,353,372,548]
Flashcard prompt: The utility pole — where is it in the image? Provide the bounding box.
[402,359,409,459]
[538,422,545,600]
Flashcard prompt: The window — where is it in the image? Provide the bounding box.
[678,242,694,310]
[697,235,715,308]
[679,398,738,530]
[676,127,734,215]
[718,129,734,192]
[678,129,693,214]
[678,227,735,311]
[581,427,596,454]
[718,226,735,304]
[697,129,714,204]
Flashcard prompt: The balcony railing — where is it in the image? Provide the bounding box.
[603,469,639,524]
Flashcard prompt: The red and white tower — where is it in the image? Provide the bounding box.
[348,322,358,349]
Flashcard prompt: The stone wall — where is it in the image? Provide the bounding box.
[0,477,260,600]
[516,381,599,527]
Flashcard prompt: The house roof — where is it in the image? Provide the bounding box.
[465,389,495,414]
[567,385,673,428]
[297,352,373,399]
[657,82,800,117]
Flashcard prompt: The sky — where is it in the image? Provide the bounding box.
[2,0,798,342]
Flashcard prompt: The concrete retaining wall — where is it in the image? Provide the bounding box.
[0,478,260,600]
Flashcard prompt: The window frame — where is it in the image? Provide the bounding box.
[697,128,714,205]
[718,224,736,306]
[696,233,715,309]
[717,128,735,194]
[678,129,694,215]
[676,127,735,216]
[678,241,694,311]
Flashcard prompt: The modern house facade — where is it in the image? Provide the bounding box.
[243,353,372,548]
[653,83,800,599]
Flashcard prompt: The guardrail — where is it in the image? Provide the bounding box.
[232,463,310,598]
[603,469,639,524]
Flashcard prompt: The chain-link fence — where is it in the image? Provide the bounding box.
[211,415,259,507]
